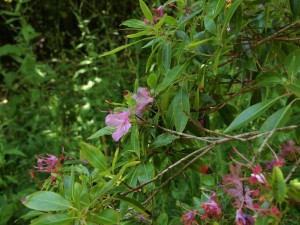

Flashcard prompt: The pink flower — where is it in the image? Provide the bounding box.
[152,6,164,18]
[181,211,198,225]
[201,192,221,220]
[235,209,254,225]
[35,154,58,173]
[105,111,131,141]
[250,173,266,184]
[132,87,154,115]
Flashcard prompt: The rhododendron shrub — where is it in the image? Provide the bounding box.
[22,0,300,224]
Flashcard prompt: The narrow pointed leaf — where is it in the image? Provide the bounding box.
[287,82,300,98]
[224,98,279,133]
[272,166,286,204]
[115,196,150,217]
[162,41,172,70]
[139,0,154,24]
[31,214,72,225]
[222,0,243,35]
[91,209,120,224]
[100,40,141,57]
[156,63,187,93]
[173,88,190,132]
[80,142,107,171]
[260,106,292,132]
[88,126,116,139]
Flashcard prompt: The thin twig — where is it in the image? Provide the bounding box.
[285,156,300,182]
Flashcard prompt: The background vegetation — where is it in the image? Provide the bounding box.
[0,0,143,224]
[1,0,300,224]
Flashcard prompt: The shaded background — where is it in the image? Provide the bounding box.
[0,0,157,223]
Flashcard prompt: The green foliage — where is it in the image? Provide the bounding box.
[3,0,300,224]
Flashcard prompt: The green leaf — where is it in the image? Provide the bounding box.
[131,124,140,158]
[88,126,116,139]
[122,19,148,28]
[115,197,150,217]
[222,0,243,35]
[289,0,300,18]
[185,38,213,49]
[0,44,25,57]
[157,212,169,224]
[218,104,237,126]
[272,166,286,204]
[156,63,188,93]
[205,0,225,19]
[254,72,282,87]
[127,30,149,38]
[204,16,217,34]
[287,179,300,202]
[80,142,107,171]
[22,191,73,211]
[19,211,45,221]
[91,209,120,224]
[147,73,158,89]
[287,82,300,98]
[150,133,179,148]
[100,40,142,57]
[162,41,172,70]
[137,162,155,191]
[285,49,300,79]
[260,106,292,132]
[31,214,72,225]
[139,0,154,24]
[173,88,190,132]
[224,98,279,133]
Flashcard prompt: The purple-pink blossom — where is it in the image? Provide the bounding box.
[105,111,131,141]
[132,87,154,115]
[152,6,164,18]
[35,154,58,173]
[201,192,221,220]
[235,209,254,225]
[181,211,198,225]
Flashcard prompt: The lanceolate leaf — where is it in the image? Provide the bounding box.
[100,40,142,57]
[115,196,150,217]
[150,133,179,148]
[31,214,72,225]
[122,19,149,28]
[173,87,190,132]
[88,126,116,139]
[287,82,300,98]
[224,98,279,133]
[80,142,107,171]
[222,0,243,35]
[289,0,300,18]
[162,41,172,70]
[285,49,300,79]
[139,0,154,24]
[272,166,286,204]
[260,106,292,132]
[22,191,72,211]
[91,209,120,224]
[156,63,188,93]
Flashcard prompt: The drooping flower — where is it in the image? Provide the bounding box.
[105,110,131,141]
[235,209,254,225]
[201,192,221,220]
[132,87,154,115]
[181,211,198,225]
[250,173,266,184]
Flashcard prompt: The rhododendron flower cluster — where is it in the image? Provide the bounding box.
[181,210,198,225]
[105,87,154,141]
[32,152,70,185]
[200,192,221,220]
